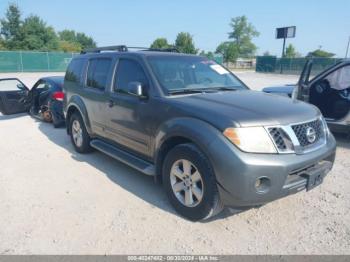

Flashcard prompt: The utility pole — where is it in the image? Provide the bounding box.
[346,36,350,59]
[280,37,286,74]
[276,26,296,73]
[281,37,286,58]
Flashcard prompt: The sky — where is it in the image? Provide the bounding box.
[1,0,349,57]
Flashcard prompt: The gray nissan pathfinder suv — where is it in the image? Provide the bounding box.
[63,46,336,221]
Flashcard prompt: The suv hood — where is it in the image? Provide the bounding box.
[169,90,320,129]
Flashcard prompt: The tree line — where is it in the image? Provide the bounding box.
[0,3,96,52]
[150,16,336,62]
[0,3,336,60]
[150,16,261,62]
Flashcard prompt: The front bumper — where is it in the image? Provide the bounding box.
[208,132,337,207]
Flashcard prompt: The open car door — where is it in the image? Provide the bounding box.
[295,60,313,101]
[0,78,30,115]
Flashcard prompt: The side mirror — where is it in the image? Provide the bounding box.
[127,81,146,97]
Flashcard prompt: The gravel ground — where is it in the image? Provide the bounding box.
[0,72,349,255]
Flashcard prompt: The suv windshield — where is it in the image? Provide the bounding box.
[147,56,247,94]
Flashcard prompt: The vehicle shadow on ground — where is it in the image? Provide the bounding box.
[36,121,185,219]
[37,120,349,222]
[36,120,247,222]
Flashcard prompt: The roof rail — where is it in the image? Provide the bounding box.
[81,45,180,54]
[81,45,128,54]
[121,46,180,53]
[146,48,180,53]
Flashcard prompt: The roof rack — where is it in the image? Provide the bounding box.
[145,47,179,53]
[81,45,179,54]
[81,45,128,54]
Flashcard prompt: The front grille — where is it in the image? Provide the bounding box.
[291,119,325,147]
[269,128,287,150]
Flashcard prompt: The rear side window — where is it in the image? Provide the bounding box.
[34,81,51,91]
[114,59,148,93]
[86,58,112,91]
[65,59,84,84]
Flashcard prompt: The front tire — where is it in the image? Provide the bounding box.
[69,112,92,153]
[163,143,223,221]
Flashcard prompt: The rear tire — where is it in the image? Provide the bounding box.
[69,112,93,153]
[163,143,223,221]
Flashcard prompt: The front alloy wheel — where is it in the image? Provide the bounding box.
[170,159,204,207]
[163,143,223,221]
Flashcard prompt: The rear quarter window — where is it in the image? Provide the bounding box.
[65,59,85,85]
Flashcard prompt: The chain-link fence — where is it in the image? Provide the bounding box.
[256,56,341,75]
[0,51,78,72]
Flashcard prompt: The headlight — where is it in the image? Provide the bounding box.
[223,127,277,154]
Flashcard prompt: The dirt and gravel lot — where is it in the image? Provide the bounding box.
[0,72,349,255]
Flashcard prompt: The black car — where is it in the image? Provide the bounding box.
[63,46,336,221]
[263,60,350,134]
[0,76,65,127]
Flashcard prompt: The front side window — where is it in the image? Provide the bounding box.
[147,56,246,93]
[114,59,148,93]
[0,79,26,91]
[86,58,112,91]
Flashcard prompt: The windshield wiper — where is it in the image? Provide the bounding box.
[168,87,239,96]
[205,86,239,91]
[168,89,207,95]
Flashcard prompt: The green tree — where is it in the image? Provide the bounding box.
[58,30,76,42]
[0,38,5,50]
[215,42,239,63]
[21,15,59,50]
[0,3,97,51]
[58,30,96,51]
[228,16,259,58]
[307,49,335,58]
[0,3,23,49]
[175,32,198,54]
[76,32,96,49]
[285,44,297,58]
[58,40,82,52]
[199,50,215,60]
[150,38,170,49]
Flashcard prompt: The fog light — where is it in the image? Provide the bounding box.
[255,179,261,188]
[255,177,271,193]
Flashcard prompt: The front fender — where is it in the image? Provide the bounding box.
[153,117,223,165]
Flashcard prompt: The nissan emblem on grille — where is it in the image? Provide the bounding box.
[306,127,317,143]
[291,119,324,148]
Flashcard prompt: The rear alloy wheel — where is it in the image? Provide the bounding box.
[69,112,93,153]
[72,120,83,147]
[163,143,223,221]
